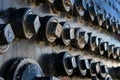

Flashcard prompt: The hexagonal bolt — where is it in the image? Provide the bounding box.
[7,8,39,39]
[91,76,99,80]
[77,57,90,76]
[0,23,14,45]
[107,44,115,58]
[88,6,96,21]
[89,36,99,52]
[112,47,120,59]
[108,19,117,33]
[57,22,71,46]
[98,62,109,78]
[63,28,75,40]
[52,51,74,76]
[25,14,41,35]
[99,42,108,56]
[97,12,105,26]
[48,22,63,38]
[105,17,111,30]
[90,62,100,76]
[35,76,59,80]
[72,28,88,49]
[37,16,58,43]
[64,56,77,69]
[54,0,74,12]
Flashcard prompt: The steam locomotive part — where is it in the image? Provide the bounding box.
[51,51,77,76]
[37,16,62,43]
[1,58,44,80]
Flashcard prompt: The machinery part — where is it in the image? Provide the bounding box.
[72,27,88,49]
[107,44,115,58]
[2,8,40,39]
[90,62,100,77]
[97,62,109,79]
[54,0,74,12]
[56,22,72,46]
[112,47,120,59]
[35,76,59,80]
[51,51,77,76]
[0,44,10,54]
[98,40,108,56]
[87,33,98,51]
[0,23,14,45]
[1,57,44,80]
[37,16,62,43]
[74,55,90,77]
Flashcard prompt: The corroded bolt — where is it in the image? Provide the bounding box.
[72,27,88,49]
[37,16,59,43]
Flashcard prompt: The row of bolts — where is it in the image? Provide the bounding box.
[0,51,115,80]
[0,8,119,60]
[27,0,120,37]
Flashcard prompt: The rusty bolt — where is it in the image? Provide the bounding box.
[72,27,88,49]
[57,22,72,46]
[37,16,60,43]
[0,23,14,45]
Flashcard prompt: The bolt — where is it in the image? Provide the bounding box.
[52,51,75,76]
[37,16,58,43]
[112,47,120,59]
[48,22,63,38]
[90,62,100,76]
[99,42,108,56]
[25,14,41,35]
[0,23,14,45]
[90,36,99,51]
[57,22,71,46]
[107,44,115,58]
[98,62,109,78]
[72,28,88,49]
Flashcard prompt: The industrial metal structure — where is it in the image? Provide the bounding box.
[0,0,120,80]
